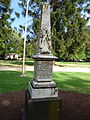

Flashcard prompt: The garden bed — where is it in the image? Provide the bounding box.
[0,90,90,120]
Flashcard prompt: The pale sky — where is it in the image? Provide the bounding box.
[10,0,25,29]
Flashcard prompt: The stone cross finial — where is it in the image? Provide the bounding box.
[39,3,51,54]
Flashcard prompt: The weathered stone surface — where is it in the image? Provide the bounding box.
[32,54,58,60]
[38,3,51,54]
[29,82,58,99]
[34,60,53,81]
[22,3,60,120]
[31,81,56,88]
[23,90,61,120]
[28,3,58,99]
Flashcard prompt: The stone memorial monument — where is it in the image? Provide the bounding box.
[22,2,61,120]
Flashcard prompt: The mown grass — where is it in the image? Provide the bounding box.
[0,71,90,94]
[53,72,90,94]
[0,71,33,93]
[55,62,90,68]
[1,60,90,68]
[0,60,34,66]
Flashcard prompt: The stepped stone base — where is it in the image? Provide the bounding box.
[22,90,61,120]
[28,82,58,99]
[31,81,56,88]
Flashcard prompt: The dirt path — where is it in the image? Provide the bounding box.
[0,65,90,73]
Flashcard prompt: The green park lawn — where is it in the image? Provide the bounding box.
[55,61,90,68]
[0,60,90,68]
[0,60,34,67]
[0,71,90,94]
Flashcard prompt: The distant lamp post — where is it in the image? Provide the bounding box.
[21,0,30,77]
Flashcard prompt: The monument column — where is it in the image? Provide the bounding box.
[29,3,58,99]
[22,3,61,120]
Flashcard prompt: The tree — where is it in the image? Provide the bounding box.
[0,26,23,56]
[51,0,90,59]
[6,28,24,56]
[0,26,11,55]
[0,0,14,56]
[0,0,13,26]
[85,25,90,60]
[19,0,90,60]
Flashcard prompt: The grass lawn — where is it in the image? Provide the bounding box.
[0,71,90,94]
[53,72,90,94]
[0,60,34,67]
[0,71,33,93]
[1,60,90,68]
[55,62,90,68]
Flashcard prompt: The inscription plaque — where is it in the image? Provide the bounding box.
[34,61,53,81]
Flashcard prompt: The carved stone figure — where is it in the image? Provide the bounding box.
[39,3,51,54]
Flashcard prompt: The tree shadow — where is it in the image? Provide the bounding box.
[0,60,34,66]
[53,72,90,94]
[11,61,34,66]
[0,71,33,93]
[0,71,90,94]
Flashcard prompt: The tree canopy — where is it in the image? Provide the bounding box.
[0,0,90,60]
[0,0,24,57]
[0,0,11,55]
[18,0,90,60]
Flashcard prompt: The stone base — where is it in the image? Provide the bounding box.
[31,81,56,88]
[29,82,58,99]
[22,108,26,120]
[22,90,61,120]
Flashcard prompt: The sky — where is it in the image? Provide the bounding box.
[10,0,90,29]
[10,0,25,29]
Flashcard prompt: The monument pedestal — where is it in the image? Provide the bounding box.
[30,54,58,99]
[22,3,61,120]
[22,90,61,120]
[22,54,62,120]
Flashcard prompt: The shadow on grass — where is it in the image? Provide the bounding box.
[0,60,34,66]
[0,71,90,94]
[53,72,90,94]
[0,65,14,67]
[10,61,34,66]
[0,71,33,93]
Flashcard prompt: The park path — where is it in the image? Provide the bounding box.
[0,65,90,73]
